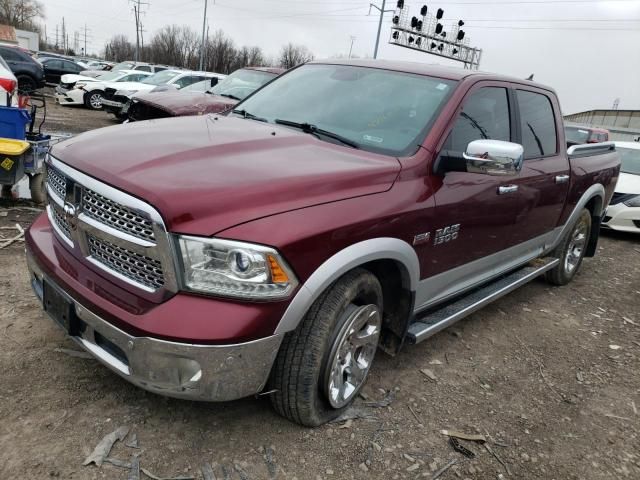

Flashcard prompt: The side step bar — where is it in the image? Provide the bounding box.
[407,257,560,344]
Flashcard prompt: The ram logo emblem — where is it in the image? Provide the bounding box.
[434,224,461,246]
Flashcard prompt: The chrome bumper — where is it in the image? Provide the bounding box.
[27,250,283,402]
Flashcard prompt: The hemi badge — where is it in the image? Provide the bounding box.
[413,232,431,246]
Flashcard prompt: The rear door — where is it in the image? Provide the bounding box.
[510,88,570,244]
[43,59,63,83]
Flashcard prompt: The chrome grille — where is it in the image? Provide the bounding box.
[87,235,164,290]
[51,205,72,240]
[47,166,66,199]
[44,156,177,297]
[82,189,155,242]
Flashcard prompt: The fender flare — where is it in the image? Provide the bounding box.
[549,183,605,251]
[274,237,420,335]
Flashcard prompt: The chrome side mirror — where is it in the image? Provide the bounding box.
[463,139,524,176]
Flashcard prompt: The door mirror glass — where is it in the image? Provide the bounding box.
[463,139,524,176]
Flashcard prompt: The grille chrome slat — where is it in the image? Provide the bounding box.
[82,189,156,242]
[47,166,66,199]
[88,235,164,290]
[45,156,177,296]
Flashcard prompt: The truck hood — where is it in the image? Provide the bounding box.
[134,92,237,116]
[51,115,401,235]
[616,172,640,195]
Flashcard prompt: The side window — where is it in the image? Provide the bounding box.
[175,76,205,88]
[445,87,511,152]
[0,48,21,62]
[516,90,558,158]
[135,65,151,72]
[131,74,145,82]
[46,60,63,70]
[155,66,167,72]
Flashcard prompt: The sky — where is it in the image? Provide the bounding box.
[37,0,640,115]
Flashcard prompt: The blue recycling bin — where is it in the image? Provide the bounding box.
[0,106,31,140]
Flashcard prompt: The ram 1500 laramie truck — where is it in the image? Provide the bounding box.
[26,60,620,426]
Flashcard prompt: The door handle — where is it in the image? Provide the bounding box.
[498,185,518,195]
[555,175,570,184]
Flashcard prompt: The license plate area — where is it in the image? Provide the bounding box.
[43,280,78,335]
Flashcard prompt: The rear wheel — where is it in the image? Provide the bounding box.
[545,208,592,285]
[17,75,36,94]
[84,90,103,110]
[269,268,383,426]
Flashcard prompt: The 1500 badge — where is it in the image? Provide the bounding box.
[413,224,461,246]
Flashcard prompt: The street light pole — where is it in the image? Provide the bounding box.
[199,0,208,71]
[348,36,356,59]
[369,0,394,59]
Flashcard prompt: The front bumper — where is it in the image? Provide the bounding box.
[26,234,284,402]
[55,90,83,106]
[602,203,640,233]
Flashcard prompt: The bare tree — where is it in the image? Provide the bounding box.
[0,0,44,31]
[278,43,314,70]
[104,35,135,62]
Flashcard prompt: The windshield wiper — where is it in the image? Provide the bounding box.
[232,109,268,123]
[274,119,359,149]
[219,93,241,100]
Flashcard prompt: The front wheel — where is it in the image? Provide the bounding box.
[545,208,592,286]
[84,90,103,110]
[269,268,383,426]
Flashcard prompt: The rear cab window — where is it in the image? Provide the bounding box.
[516,90,558,159]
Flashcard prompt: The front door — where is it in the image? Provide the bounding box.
[510,88,570,245]
[416,84,521,309]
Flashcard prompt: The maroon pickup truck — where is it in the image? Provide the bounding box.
[26,60,620,426]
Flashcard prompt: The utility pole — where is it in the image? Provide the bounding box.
[131,0,149,63]
[83,24,90,57]
[55,24,58,50]
[368,0,394,59]
[61,17,66,54]
[199,0,208,71]
[348,36,356,59]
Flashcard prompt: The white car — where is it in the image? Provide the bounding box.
[55,70,153,110]
[100,70,222,118]
[602,142,640,233]
[0,54,18,107]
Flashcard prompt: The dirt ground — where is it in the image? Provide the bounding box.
[0,103,639,480]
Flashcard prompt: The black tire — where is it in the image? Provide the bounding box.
[84,90,103,110]
[16,75,36,94]
[545,208,592,286]
[29,173,46,204]
[269,268,384,426]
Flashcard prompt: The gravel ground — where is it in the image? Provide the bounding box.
[0,103,638,480]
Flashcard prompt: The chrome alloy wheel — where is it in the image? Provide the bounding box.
[565,217,589,274]
[90,93,103,109]
[325,304,382,409]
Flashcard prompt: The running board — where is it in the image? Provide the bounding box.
[407,257,560,344]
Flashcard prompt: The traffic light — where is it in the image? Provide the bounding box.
[397,0,405,8]
[416,20,423,31]
[436,8,444,20]
[458,20,465,27]
[420,5,428,16]
[457,30,465,41]
[393,15,400,25]
[435,23,443,34]
[411,16,418,28]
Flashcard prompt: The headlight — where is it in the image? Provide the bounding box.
[623,195,640,207]
[177,236,298,300]
[75,82,87,89]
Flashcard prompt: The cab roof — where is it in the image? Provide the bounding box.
[309,58,553,92]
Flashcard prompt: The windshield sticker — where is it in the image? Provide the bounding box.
[363,135,384,144]
[436,83,449,91]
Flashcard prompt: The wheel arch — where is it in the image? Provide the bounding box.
[274,238,420,348]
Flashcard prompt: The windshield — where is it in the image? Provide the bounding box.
[236,64,456,155]
[142,70,181,86]
[618,147,640,175]
[565,126,590,144]
[111,62,134,71]
[209,69,275,100]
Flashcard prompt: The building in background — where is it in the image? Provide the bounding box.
[564,109,640,142]
[0,24,40,51]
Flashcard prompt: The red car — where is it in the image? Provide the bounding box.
[27,60,620,425]
[127,67,285,121]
